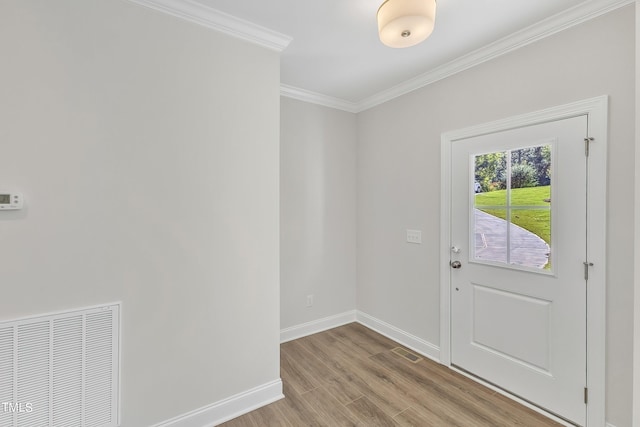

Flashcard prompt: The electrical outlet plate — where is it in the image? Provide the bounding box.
[406,229,422,244]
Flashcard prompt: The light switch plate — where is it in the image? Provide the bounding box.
[406,229,422,244]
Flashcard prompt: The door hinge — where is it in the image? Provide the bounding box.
[584,137,594,157]
[584,387,589,404]
[584,262,594,281]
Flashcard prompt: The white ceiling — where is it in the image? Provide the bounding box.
[135,0,630,110]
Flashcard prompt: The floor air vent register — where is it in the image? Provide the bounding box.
[0,304,119,427]
[391,346,423,363]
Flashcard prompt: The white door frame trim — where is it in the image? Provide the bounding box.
[440,96,608,426]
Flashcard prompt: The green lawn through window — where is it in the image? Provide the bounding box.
[475,186,551,245]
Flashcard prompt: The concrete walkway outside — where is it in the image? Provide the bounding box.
[474,209,550,269]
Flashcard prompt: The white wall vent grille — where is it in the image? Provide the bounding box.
[0,304,119,427]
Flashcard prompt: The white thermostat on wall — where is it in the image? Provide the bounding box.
[0,192,23,210]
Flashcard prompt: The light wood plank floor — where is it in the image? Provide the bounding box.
[220,323,561,426]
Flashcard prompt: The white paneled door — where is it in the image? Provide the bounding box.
[450,115,589,426]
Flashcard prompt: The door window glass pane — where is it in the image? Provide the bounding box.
[474,151,506,206]
[473,144,552,271]
[474,208,507,264]
[510,146,552,207]
[509,212,551,269]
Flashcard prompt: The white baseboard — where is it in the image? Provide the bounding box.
[356,311,441,363]
[151,379,283,427]
[280,310,440,362]
[280,310,357,343]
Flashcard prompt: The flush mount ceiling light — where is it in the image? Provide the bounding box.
[377,0,436,48]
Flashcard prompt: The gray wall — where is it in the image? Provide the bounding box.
[280,98,357,329]
[0,1,281,425]
[356,6,634,426]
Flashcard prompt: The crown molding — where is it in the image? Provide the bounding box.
[356,0,633,111]
[280,85,359,113]
[127,0,631,109]
[126,0,292,52]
